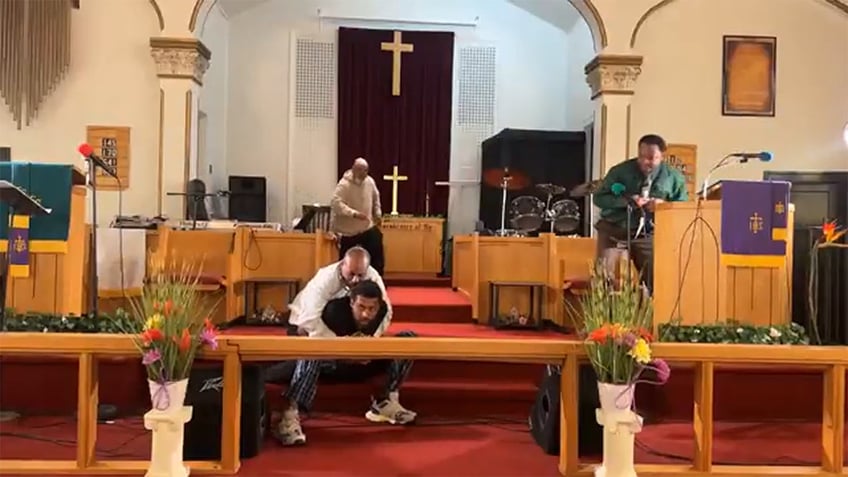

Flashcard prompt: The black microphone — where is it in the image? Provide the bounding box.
[729,151,773,162]
[77,143,118,179]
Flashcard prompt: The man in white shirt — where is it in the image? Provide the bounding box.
[277,247,417,446]
[331,157,385,275]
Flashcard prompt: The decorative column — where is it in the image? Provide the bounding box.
[150,37,210,218]
[585,55,642,177]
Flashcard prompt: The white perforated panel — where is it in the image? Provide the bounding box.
[457,46,496,127]
[295,39,335,119]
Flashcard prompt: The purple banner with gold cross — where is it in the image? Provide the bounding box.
[720,180,790,268]
[8,215,31,277]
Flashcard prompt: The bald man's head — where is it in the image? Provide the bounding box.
[352,157,369,181]
[340,246,371,285]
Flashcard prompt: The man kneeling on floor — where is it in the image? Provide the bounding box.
[278,255,417,446]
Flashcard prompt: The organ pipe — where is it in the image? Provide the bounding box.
[0,0,72,129]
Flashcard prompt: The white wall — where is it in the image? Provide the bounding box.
[198,5,230,197]
[0,0,161,223]
[564,17,595,131]
[631,0,848,186]
[221,0,590,227]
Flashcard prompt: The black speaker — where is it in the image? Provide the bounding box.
[529,364,602,456]
[183,364,267,460]
[228,176,267,222]
[0,147,10,162]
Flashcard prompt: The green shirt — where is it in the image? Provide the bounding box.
[593,158,688,229]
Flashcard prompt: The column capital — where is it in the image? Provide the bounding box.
[150,37,211,86]
[584,54,643,100]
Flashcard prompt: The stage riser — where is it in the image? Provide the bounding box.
[1,358,844,422]
[392,303,472,323]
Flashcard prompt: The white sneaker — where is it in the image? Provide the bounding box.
[274,408,306,446]
[365,392,417,425]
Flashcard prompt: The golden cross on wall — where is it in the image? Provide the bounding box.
[383,165,408,216]
[749,212,764,234]
[380,31,414,96]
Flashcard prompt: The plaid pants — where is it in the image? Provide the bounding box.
[285,330,416,411]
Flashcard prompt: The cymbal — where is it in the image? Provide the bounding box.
[570,180,603,198]
[536,183,566,196]
[482,168,530,191]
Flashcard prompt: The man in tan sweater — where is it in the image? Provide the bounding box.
[331,158,385,275]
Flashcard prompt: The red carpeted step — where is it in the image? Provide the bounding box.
[383,273,452,288]
[387,286,472,323]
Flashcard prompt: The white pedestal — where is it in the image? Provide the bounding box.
[144,406,193,477]
[594,407,642,477]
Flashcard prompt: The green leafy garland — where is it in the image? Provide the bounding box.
[2,310,810,346]
[1,308,134,333]
[658,320,808,345]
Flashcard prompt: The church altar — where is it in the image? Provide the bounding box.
[381,216,444,274]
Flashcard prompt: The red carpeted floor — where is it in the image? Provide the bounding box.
[1,415,844,476]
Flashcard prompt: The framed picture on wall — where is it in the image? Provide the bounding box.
[721,35,777,117]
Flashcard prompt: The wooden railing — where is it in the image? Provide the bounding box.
[0,333,845,476]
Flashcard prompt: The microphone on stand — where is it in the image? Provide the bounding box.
[611,182,634,282]
[635,176,653,239]
[77,143,118,179]
[702,151,773,199]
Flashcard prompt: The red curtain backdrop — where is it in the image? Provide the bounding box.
[337,27,454,217]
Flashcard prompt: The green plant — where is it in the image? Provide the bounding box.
[1,309,134,333]
[570,261,667,386]
[125,262,220,384]
[657,320,808,345]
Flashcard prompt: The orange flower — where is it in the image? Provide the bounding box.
[822,220,846,243]
[588,327,608,343]
[203,318,215,331]
[141,328,163,346]
[175,328,192,352]
[638,327,654,342]
[152,301,161,311]
[163,299,174,316]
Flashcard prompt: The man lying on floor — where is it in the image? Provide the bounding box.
[272,248,417,446]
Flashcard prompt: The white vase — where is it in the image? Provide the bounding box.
[594,382,642,477]
[148,379,188,413]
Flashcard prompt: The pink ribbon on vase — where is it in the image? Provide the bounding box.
[151,380,172,411]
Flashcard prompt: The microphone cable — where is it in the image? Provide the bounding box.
[664,196,721,329]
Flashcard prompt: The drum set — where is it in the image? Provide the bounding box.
[482,168,602,237]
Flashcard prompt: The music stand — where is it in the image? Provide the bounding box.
[0,180,52,331]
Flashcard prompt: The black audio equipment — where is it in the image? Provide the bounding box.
[0,147,10,162]
[529,364,602,456]
[227,175,267,222]
[183,364,267,460]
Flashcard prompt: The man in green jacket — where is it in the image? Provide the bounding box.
[593,134,688,292]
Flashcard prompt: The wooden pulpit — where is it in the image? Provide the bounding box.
[0,164,87,315]
[653,186,795,329]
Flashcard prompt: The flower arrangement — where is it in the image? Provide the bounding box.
[574,261,670,387]
[126,262,220,408]
[807,220,847,344]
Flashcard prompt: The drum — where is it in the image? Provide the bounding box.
[509,196,545,232]
[551,199,581,233]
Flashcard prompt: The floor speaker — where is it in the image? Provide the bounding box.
[529,364,602,456]
[183,364,267,460]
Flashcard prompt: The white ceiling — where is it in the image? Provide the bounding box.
[217,0,269,18]
[216,0,582,32]
[507,0,582,33]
